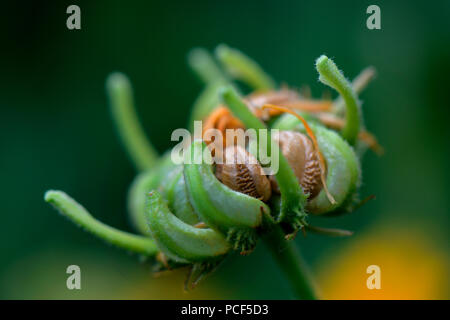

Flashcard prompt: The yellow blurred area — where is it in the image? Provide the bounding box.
[122,269,227,299]
[317,225,449,299]
[0,248,225,299]
[2,227,447,299]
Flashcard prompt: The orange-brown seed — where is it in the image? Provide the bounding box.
[272,131,323,199]
[215,146,272,202]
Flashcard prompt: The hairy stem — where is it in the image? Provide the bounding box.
[45,190,158,256]
[106,72,159,172]
[264,226,318,300]
[316,56,360,145]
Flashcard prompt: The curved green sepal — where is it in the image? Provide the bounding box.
[160,166,199,225]
[183,140,271,252]
[188,48,228,85]
[127,152,177,235]
[216,44,276,91]
[106,72,159,172]
[45,190,158,256]
[333,66,376,117]
[128,170,160,235]
[146,191,230,263]
[316,56,360,145]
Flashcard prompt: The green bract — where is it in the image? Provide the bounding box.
[271,119,360,215]
[184,140,272,253]
[316,55,361,145]
[160,166,200,226]
[146,191,230,263]
[45,190,158,256]
[127,152,177,235]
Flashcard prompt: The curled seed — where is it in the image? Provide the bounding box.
[202,106,245,149]
[271,131,323,199]
[215,146,272,202]
[244,89,300,120]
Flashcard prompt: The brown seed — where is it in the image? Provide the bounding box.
[215,146,272,202]
[271,131,323,199]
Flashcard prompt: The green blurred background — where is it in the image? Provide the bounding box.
[0,0,449,299]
